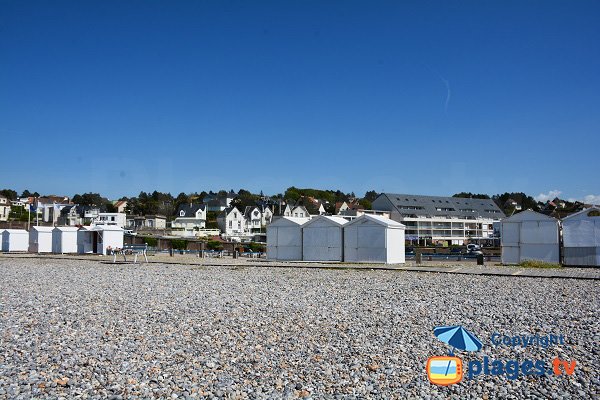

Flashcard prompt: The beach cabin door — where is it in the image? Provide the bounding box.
[93,231,98,253]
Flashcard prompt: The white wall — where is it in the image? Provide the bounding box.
[29,227,53,253]
[501,217,559,264]
[99,228,124,255]
[562,211,600,266]
[302,217,346,261]
[266,219,306,261]
[344,218,405,264]
[2,230,29,252]
[52,228,79,254]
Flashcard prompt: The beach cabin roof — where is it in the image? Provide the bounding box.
[344,214,406,229]
[53,226,80,232]
[268,216,310,228]
[562,206,600,222]
[301,215,347,228]
[501,209,558,222]
[32,226,54,232]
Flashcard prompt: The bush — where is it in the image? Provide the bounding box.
[170,239,187,250]
[143,237,158,247]
[247,242,265,252]
[518,260,561,269]
[207,240,223,251]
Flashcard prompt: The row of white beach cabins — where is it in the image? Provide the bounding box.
[1,226,124,255]
[267,208,600,266]
[2,207,598,266]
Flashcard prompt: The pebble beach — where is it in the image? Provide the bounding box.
[0,257,598,399]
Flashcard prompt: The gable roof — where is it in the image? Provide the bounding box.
[345,214,406,229]
[176,203,206,217]
[376,193,505,219]
[562,206,600,222]
[302,215,348,228]
[268,216,310,227]
[502,209,558,222]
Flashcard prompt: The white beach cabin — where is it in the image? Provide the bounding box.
[501,210,560,265]
[78,225,124,255]
[562,206,600,267]
[29,226,54,253]
[302,216,348,261]
[266,217,309,261]
[1,229,29,252]
[97,225,124,255]
[343,214,406,264]
[52,227,79,254]
[77,226,97,254]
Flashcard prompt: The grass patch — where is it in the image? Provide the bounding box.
[518,260,562,269]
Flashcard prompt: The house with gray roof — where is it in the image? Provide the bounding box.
[171,203,207,233]
[372,193,505,246]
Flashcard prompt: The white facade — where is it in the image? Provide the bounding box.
[52,227,79,254]
[171,205,207,232]
[93,213,126,228]
[284,205,310,218]
[0,196,10,221]
[267,217,309,261]
[501,210,560,265]
[29,226,54,253]
[97,225,124,255]
[1,229,29,252]
[218,207,246,235]
[302,216,348,261]
[562,207,600,266]
[261,206,274,226]
[344,215,406,264]
[244,206,263,232]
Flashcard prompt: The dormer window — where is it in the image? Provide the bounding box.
[234,212,237,218]
[180,210,185,217]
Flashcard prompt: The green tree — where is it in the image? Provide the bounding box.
[0,189,17,200]
[452,192,490,199]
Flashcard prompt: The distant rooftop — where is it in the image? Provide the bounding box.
[374,193,505,220]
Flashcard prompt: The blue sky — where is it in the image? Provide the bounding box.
[1,1,599,202]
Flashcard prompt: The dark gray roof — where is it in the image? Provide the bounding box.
[375,193,505,219]
[176,203,206,217]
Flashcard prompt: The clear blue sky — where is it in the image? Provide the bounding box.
[1,1,599,202]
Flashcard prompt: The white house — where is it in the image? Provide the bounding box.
[217,206,245,235]
[29,226,54,253]
[145,215,167,229]
[244,206,263,233]
[343,215,406,264]
[266,217,309,261]
[261,206,274,226]
[283,204,310,218]
[562,206,600,267]
[93,213,126,228]
[302,216,348,261]
[113,200,128,213]
[171,204,207,233]
[1,229,29,252]
[500,210,560,265]
[52,227,79,254]
[0,195,11,222]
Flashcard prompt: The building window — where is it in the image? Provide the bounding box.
[229,221,232,228]
[180,210,185,217]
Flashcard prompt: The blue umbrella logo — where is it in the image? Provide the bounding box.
[434,325,483,355]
